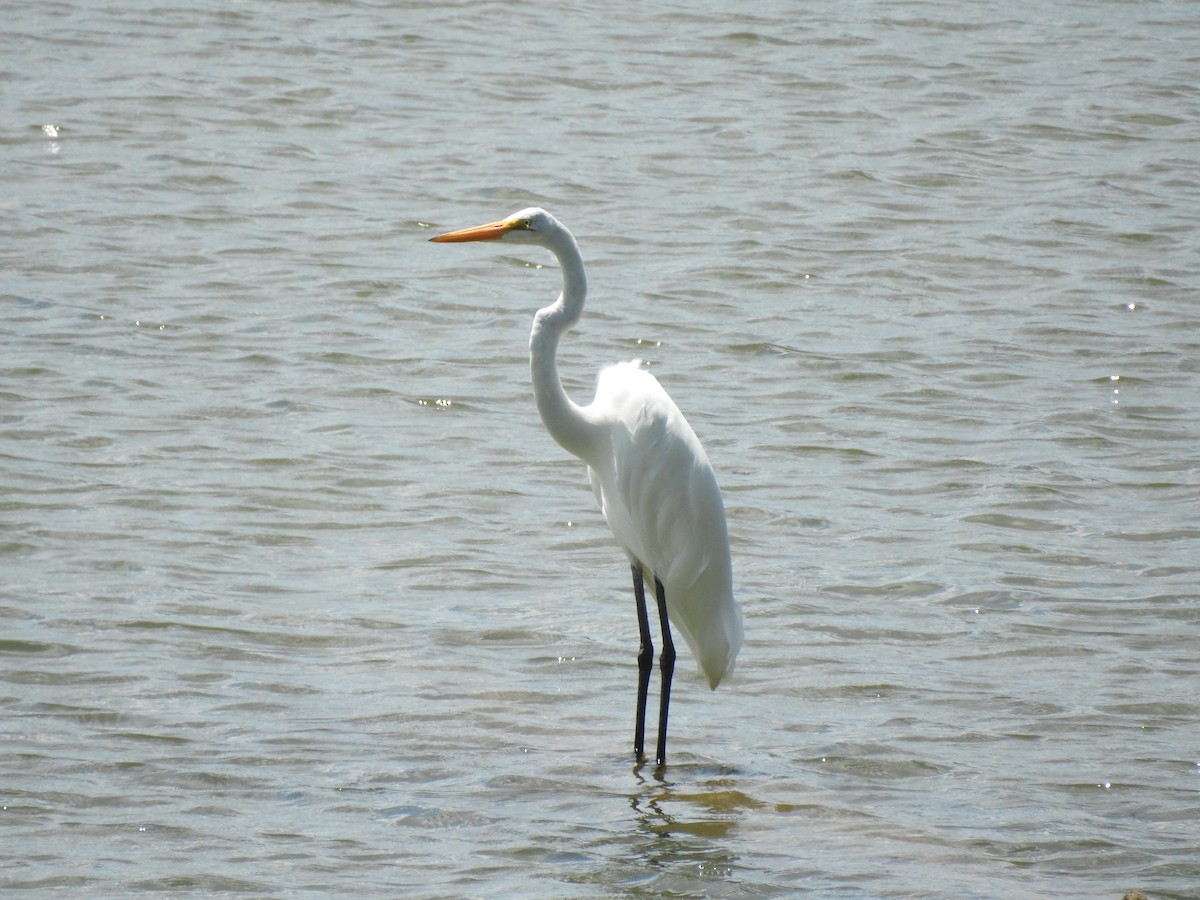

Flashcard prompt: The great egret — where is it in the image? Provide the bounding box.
[430,208,742,765]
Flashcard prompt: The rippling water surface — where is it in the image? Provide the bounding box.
[3,1,1198,896]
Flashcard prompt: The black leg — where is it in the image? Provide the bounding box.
[653,576,675,766]
[631,563,654,761]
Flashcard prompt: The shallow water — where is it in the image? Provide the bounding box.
[2,1,1198,896]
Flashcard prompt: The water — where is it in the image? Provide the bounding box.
[2,1,1198,896]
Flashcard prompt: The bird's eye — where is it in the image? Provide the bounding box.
[520,218,533,230]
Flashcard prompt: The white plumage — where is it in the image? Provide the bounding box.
[585,359,740,689]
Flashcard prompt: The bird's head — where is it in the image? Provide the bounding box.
[429,207,562,246]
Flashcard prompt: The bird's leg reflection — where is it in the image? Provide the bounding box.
[631,563,654,761]
[653,576,675,767]
[629,790,675,832]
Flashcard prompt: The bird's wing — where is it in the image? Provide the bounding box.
[584,361,739,685]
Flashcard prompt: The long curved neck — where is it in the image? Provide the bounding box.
[529,227,595,461]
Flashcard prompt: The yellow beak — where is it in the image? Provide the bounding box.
[428,218,518,243]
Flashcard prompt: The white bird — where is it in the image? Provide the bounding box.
[430,208,742,765]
